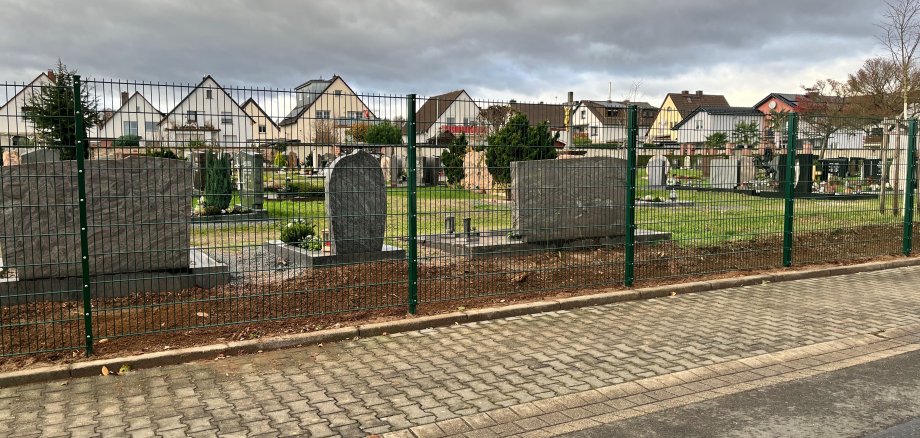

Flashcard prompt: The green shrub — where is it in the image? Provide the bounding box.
[441,133,467,186]
[485,113,557,184]
[280,219,316,244]
[299,235,323,251]
[203,152,233,210]
[145,148,181,160]
[114,135,141,147]
[273,151,288,168]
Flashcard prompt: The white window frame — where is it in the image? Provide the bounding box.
[220,111,232,125]
[123,121,139,136]
[316,110,331,119]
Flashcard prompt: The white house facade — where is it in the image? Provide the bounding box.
[93,92,164,148]
[674,106,765,145]
[0,72,53,147]
[159,76,253,150]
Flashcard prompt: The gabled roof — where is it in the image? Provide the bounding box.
[158,75,255,126]
[672,106,763,129]
[99,92,163,127]
[0,72,52,113]
[663,91,730,117]
[242,98,279,130]
[753,93,804,109]
[416,90,466,134]
[580,100,657,126]
[278,75,374,126]
[509,102,566,129]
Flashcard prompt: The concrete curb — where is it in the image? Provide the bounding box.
[2,256,919,387]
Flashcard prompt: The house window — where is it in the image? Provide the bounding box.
[334,90,342,96]
[346,111,363,119]
[316,110,330,119]
[590,127,598,137]
[258,124,267,134]
[187,110,198,124]
[145,121,158,133]
[581,110,586,120]
[222,135,237,144]
[463,117,470,126]
[446,117,456,125]
[123,121,139,136]
[695,120,703,129]
[220,111,232,125]
[205,90,213,99]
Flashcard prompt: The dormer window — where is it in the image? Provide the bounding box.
[205,90,213,99]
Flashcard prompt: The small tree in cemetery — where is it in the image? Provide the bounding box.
[314,119,340,146]
[732,121,761,149]
[23,61,100,160]
[365,121,403,145]
[484,112,558,185]
[345,122,369,142]
[441,133,468,186]
[204,151,233,211]
[273,151,288,168]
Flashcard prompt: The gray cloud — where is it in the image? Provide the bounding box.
[0,0,884,104]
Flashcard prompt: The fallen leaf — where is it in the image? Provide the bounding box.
[670,291,678,297]
[119,364,132,374]
[101,366,110,376]
[97,338,109,344]
[457,306,466,311]
[196,312,210,318]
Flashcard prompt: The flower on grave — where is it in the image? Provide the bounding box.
[198,196,206,205]
[221,209,227,215]
[666,177,676,186]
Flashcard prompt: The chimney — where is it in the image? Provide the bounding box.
[46,69,56,83]
[695,90,703,96]
[121,91,130,106]
[681,90,689,95]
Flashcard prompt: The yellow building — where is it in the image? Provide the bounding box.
[646,90,729,144]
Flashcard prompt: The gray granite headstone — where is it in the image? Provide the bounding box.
[511,157,626,243]
[0,156,190,280]
[19,148,59,164]
[711,158,740,189]
[325,150,386,254]
[236,152,264,210]
[646,155,670,189]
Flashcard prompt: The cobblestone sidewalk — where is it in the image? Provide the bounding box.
[3,267,920,437]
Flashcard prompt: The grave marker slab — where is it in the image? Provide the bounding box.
[511,157,626,243]
[710,158,740,189]
[646,155,670,189]
[326,150,387,254]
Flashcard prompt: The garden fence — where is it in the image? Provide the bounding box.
[0,76,916,357]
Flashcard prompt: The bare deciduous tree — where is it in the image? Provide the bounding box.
[878,0,920,216]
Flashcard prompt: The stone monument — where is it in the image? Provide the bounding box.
[236,151,264,210]
[511,157,626,243]
[646,155,670,189]
[710,158,740,189]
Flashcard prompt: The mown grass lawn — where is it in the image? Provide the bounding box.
[193,166,909,250]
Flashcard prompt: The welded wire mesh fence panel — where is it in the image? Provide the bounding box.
[415,96,628,304]
[635,107,786,282]
[0,78,86,356]
[791,115,906,264]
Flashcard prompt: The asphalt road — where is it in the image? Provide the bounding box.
[562,349,920,438]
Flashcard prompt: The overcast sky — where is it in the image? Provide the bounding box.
[0,0,885,107]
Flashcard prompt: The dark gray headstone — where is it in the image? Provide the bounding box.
[19,148,59,164]
[325,150,386,254]
[236,152,264,210]
[511,157,626,243]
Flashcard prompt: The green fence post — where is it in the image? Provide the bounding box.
[782,113,798,267]
[624,105,638,286]
[903,119,917,256]
[406,94,418,314]
[73,75,94,355]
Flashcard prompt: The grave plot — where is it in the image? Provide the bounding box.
[0,156,229,304]
[263,150,405,267]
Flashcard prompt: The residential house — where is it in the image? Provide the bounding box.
[92,91,164,151]
[279,75,375,160]
[571,100,658,145]
[242,98,281,144]
[647,90,729,144]
[673,106,764,146]
[0,71,54,147]
[753,92,865,151]
[159,75,254,151]
[413,90,484,148]
[508,102,567,146]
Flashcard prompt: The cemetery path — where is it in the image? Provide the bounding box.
[4,266,920,437]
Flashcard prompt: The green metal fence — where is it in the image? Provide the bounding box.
[0,77,917,357]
